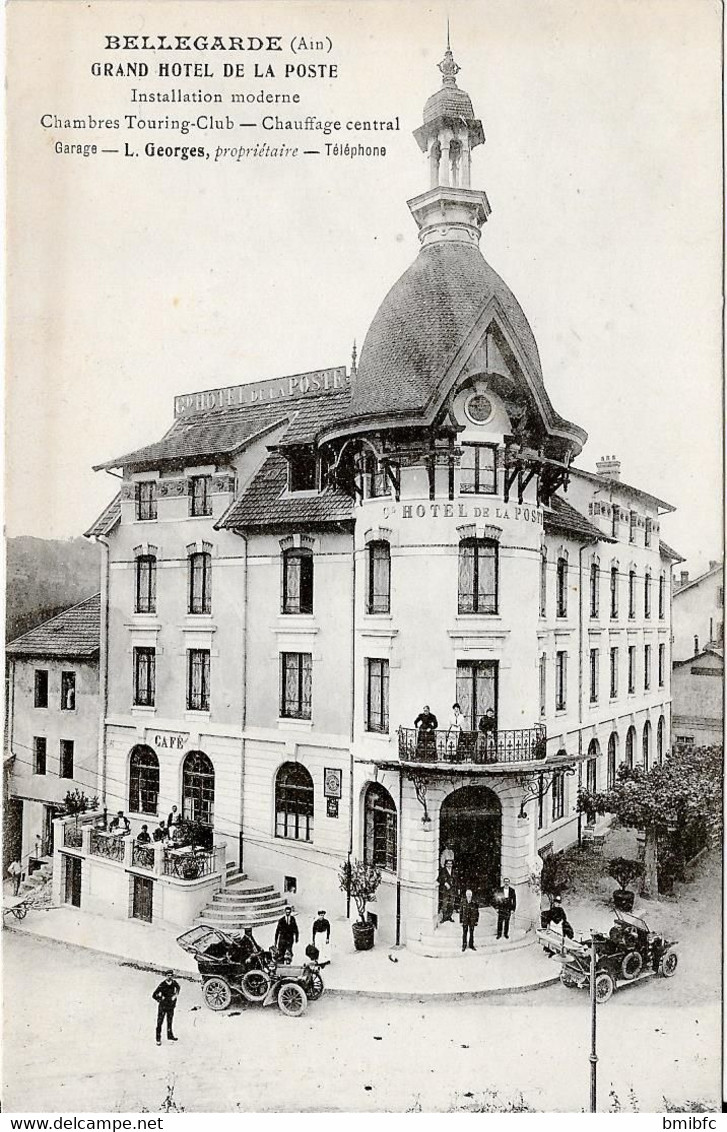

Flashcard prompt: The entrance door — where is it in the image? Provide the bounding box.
[132,875,154,923]
[64,856,82,907]
[440,786,502,905]
[42,805,60,857]
[456,661,498,730]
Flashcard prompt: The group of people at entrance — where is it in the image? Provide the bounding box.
[414,703,497,762]
[439,847,516,950]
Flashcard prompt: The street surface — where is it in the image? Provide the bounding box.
[3,928,719,1113]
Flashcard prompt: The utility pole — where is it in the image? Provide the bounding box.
[589,931,598,1112]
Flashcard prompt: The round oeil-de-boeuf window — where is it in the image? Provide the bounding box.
[465,393,493,425]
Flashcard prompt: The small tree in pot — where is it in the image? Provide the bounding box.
[609,857,643,912]
[339,858,382,950]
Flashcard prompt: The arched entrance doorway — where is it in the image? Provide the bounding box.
[440,785,502,904]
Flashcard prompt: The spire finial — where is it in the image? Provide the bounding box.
[446,15,450,51]
[351,338,358,375]
[438,24,460,88]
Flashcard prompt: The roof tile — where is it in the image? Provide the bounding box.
[544,495,606,542]
[217,452,353,530]
[84,493,121,538]
[6,593,101,658]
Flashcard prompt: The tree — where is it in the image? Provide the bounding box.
[608,857,643,893]
[338,858,382,923]
[538,852,570,906]
[577,745,723,898]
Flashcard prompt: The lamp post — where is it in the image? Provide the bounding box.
[589,930,598,1112]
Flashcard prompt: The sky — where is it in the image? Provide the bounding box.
[6,0,723,576]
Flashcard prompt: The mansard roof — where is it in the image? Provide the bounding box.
[6,593,101,659]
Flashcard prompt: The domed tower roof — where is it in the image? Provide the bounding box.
[423,82,475,125]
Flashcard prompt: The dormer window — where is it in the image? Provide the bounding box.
[460,444,497,495]
[135,481,157,521]
[288,449,317,493]
[189,475,212,517]
[363,452,389,499]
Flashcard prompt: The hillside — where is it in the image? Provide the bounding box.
[6,536,101,643]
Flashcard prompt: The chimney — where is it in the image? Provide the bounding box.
[595,455,621,482]
[680,570,689,587]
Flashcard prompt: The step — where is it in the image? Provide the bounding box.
[195,911,285,930]
[408,926,532,958]
[197,908,287,927]
[199,900,288,919]
[211,889,281,905]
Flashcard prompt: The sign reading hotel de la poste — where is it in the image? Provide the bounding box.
[174,366,349,416]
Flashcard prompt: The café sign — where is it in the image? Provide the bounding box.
[149,730,189,751]
[174,367,349,417]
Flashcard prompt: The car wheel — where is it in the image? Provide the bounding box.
[241,969,271,1003]
[620,950,643,980]
[594,971,615,1004]
[277,982,308,1017]
[307,970,325,1001]
[203,977,233,1011]
[659,949,678,978]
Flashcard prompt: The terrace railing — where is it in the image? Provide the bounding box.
[131,841,155,870]
[89,831,125,863]
[398,725,547,765]
[162,848,216,881]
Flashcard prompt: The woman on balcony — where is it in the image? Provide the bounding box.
[414,705,438,761]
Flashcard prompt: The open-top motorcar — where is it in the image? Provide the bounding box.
[537,909,678,1003]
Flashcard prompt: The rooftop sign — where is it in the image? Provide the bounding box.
[174,366,349,417]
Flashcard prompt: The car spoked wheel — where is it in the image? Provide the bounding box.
[620,950,643,980]
[203,976,233,1011]
[659,949,678,978]
[594,971,614,1004]
[277,982,308,1016]
[241,969,271,1003]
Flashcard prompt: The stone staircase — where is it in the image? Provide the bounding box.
[195,862,289,933]
[19,856,53,896]
[408,907,533,958]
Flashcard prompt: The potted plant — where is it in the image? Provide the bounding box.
[536,852,570,927]
[609,856,643,912]
[339,858,382,950]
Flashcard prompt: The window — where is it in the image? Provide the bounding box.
[282,548,314,614]
[628,646,636,694]
[610,566,619,618]
[364,783,397,871]
[628,570,636,619]
[135,555,157,614]
[135,480,157,521]
[275,761,313,841]
[644,644,651,690]
[187,649,210,712]
[182,750,215,826]
[133,647,156,707]
[642,721,651,771]
[645,518,652,547]
[128,745,159,815]
[34,737,47,775]
[644,572,651,619]
[589,562,600,618]
[460,444,497,494]
[60,740,74,779]
[367,541,391,614]
[586,747,598,795]
[365,659,389,733]
[556,557,568,618]
[625,725,636,768]
[289,449,317,493]
[589,648,599,703]
[657,715,665,763]
[280,652,312,719]
[629,511,637,544]
[611,506,619,539]
[34,670,48,708]
[658,643,666,687]
[539,654,546,717]
[456,660,498,730]
[552,770,565,821]
[188,551,212,614]
[363,452,389,498]
[61,672,76,711]
[539,549,547,618]
[607,732,618,788]
[609,647,619,698]
[537,774,546,829]
[658,573,666,619]
[189,475,212,517]
[458,539,498,614]
[555,651,567,711]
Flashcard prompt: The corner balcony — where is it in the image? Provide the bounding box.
[397,726,547,767]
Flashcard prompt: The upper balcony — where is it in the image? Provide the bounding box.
[397,725,546,767]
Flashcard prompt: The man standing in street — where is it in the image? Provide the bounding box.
[438,859,456,922]
[494,877,517,940]
[460,888,479,952]
[275,905,299,963]
[8,859,23,896]
[152,971,180,1045]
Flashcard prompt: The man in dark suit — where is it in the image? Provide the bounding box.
[460,888,479,951]
[152,971,180,1045]
[494,877,517,939]
[438,860,456,922]
[274,905,299,963]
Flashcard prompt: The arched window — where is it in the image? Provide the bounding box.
[658,573,666,619]
[607,732,618,788]
[539,548,547,618]
[282,547,314,614]
[367,541,391,614]
[657,715,665,763]
[590,560,600,618]
[628,570,636,619]
[458,538,498,614]
[625,725,636,769]
[275,762,314,842]
[556,556,568,618]
[585,739,599,823]
[644,572,652,619]
[610,564,620,618]
[364,783,397,872]
[135,554,157,614]
[182,751,215,826]
[129,745,159,815]
[642,720,652,772]
[188,552,212,614]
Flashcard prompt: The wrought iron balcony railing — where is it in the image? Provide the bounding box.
[89,831,126,862]
[398,725,547,765]
[131,841,155,870]
[162,848,216,880]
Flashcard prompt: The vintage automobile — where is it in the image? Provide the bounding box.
[537,909,678,1003]
[176,924,324,1017]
